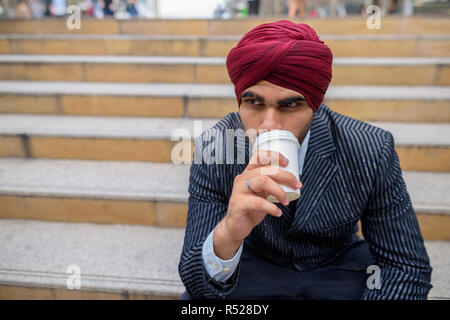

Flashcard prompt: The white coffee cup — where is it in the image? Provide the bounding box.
[251,129,300,203]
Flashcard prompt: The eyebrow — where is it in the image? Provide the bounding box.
[241,91,306,105]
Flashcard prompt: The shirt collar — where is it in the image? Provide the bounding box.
[298,129,310,179]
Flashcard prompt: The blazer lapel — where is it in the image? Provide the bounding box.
[287,107,340,236]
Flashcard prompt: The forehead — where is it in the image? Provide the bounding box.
[243,80,304,98]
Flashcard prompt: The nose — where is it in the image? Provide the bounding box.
[259,107,283,132]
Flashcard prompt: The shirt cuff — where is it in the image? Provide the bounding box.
[202,226,243,283]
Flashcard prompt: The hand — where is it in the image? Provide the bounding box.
[214,150,302,259]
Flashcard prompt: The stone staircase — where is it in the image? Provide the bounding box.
[0,17,449,300]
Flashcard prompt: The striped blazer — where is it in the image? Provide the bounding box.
[178,103,432,300]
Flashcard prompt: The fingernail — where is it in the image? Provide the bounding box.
[284,199,289,206]
[282,158,289,165]
[278,209,282,216]
[296,181,302,188]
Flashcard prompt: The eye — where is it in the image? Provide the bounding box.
[281,101,301,108]
[287,101,298,107]
[245,99,262,106]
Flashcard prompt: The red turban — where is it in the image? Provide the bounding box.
[226,20,333,112]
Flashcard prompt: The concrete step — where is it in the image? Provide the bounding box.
[1,17,449,35]
[1,34,449,57]
[1,55,449,86]
[0,158,448,240]
[0,218,447,299]
[0,219,184,299]
[0,159,189,227]
[0,114,448,172]
[0,81,449,123]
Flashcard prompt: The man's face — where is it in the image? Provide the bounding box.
[239,80,314,145]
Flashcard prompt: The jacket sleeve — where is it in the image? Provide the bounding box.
[178,140,241,299]
[360,131,433,300]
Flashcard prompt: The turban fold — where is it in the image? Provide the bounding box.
[226,20,333,112]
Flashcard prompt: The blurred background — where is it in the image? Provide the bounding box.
[0,0,449,19]
[0,0,449,300]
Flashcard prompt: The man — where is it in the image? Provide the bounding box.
[247,0,260,15]
[288,0,306,18]
[178,20,432,300]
